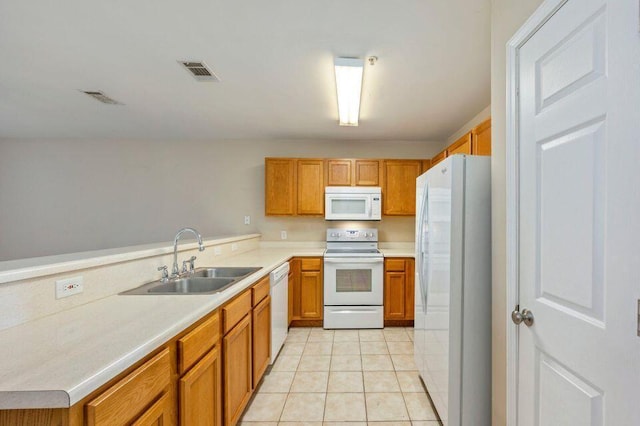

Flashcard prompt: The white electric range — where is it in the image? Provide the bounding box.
[323,228,384,329]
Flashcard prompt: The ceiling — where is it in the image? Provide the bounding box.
[0,0,491,141]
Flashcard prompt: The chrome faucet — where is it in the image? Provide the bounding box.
[171,228,205,277]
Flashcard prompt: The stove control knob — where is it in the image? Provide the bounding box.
[330,233,336,237]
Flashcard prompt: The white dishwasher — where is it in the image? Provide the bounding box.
[269,262,289,364]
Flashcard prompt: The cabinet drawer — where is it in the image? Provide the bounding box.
[222,289,252,335]
[178,311,220,375]
[300,258,321,271]
[86,348,171,426]
[385,259,406,272]
[252,276,270,306]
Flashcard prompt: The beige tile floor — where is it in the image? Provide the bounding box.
[240,327,441,426]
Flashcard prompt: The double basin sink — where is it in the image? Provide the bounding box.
[121,267,261,295]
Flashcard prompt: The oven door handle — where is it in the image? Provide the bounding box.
[323,258,384,264]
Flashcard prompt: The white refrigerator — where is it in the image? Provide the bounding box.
[414,155,491,426]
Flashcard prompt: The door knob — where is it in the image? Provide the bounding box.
[511,308,534,327]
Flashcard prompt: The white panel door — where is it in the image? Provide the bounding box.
[517,0,640,424]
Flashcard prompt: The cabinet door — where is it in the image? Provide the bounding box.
[326,159,353,186]
[179,347,222,426]
[223,315,252,426]
[354,160,380,186]
[290,259,302,320]
[265,158,296,215]
[431,149,447,167]
[132,392,172,426]
[448,133,472,156]
[384,258,415,321]
[471,118,492,156]
[421,159,432,174]
[252,296,271,388]
[297,159,324,215]
[382,160,423,216]
[300,271,322,319]
[384,271,407,320]
[86,348,171,426]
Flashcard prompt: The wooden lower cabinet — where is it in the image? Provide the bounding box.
[289,257,323,323]
[86,348,172,426]
[383,258,415,324]
[252,295,271,388]
[133,393,173,426]
[179,347,222,426]
[294,258,323,321]
[222,314,252,426]
[1,277,274,426]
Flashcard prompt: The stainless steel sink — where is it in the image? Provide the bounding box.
[147,277,235,294]
[120,266,261,295]
[192,267,261,278]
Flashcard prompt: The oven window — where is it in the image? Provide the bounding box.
[336,269,372,292]
[331,199,366,214]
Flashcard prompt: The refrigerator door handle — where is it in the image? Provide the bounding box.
[417,184,430,312]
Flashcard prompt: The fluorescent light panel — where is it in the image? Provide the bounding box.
[334,57,364,126]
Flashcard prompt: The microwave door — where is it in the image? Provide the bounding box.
[326,195,369,220]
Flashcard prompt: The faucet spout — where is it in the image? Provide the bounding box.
[172,227,205,276]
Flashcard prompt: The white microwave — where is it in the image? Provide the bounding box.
[325,187,382,221]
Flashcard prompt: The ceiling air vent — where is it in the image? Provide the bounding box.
[179,61,220,82]
[81,90,123,105]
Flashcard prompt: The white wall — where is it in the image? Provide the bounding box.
[490,0,544,424]
[446,104,491,145]
[0,138,443,260]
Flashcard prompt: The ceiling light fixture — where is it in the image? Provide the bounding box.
[334,57,364,126]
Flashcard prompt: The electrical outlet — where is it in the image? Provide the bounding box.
[281,230,287,240]
[231,243,238,251]
[56,276,84,299]
[214,246,222,255]
[244,215,251,225]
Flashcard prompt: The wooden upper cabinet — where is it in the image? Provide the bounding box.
[421,159,432,174]
[265,158,296,215]
[326,159,380,186]
[326,159,353,186]
[448,133,472,156]
[431,149,447,167]
[296,159,324,215]
[354,160,380,186]
[471,118,492,156]
[382,160,423,216]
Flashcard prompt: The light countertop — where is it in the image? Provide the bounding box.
[0,245,413,409]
